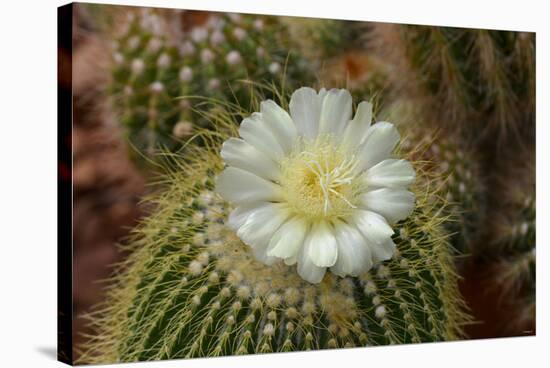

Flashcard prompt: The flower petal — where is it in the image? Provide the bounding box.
[237,203,290,252]
[289,87,323,140]
[260,100,298,153]
[360,188,415,224]
[341,101,373,149]
[306,221,338,268]
[318,88,352,136]
[221,138,281,181]
[352,209,394,245]
[267,216,309,259]
[297,230,327,284]
[364,159,415,189]
[368,236,396,263]
[216,167,283,204]
[356,122,400,172]
[226,202,270,231]
[239,112,285,162]
[331,220,373,277]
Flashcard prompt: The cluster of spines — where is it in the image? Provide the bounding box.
[108,9,313,158]
[77,111,469,363]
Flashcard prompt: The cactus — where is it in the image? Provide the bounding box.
[78,94,470,364]
[367,24,535,143]
[107,8,313,159]
[483,147,535,333]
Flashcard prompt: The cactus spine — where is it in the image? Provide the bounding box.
[78,96,469,363]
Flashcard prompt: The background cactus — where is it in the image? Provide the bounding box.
[105,8,314,159]
[367,24,535,144]
[78,98,470,363]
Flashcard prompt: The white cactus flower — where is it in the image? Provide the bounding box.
[217,87,416,283]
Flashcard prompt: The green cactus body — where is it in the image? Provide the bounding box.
[79,108,469,363]
[108,9,313,158]
[485,150,535,331]
[367,24,535,143]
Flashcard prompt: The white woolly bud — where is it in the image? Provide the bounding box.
[372,296,381,306]
[192,211,204,225]
[113,52,124,65]
[197,251,209,265]
[375,305,387,319]
[253,19,264,31]
[268,62,281,74]
[237,286,251,300]
[246,314,255,324]
[127,36,140,51]
[225,50,242,65]
[227,13,242,22]
[399,228,409,240]
[191,27,208,43]
[191,295,201,305]
[172,121,193,138]
[458,182,466,194]
[232,27,247,41]
[266,293,281,308]
[285,307,298,319]
[188,260,203,276]
[123,86,133,96]
[157,53,171,69]
[150,81,164,93]
[146,37,162,53]
[284,288,301,305]
[254,282,269,296]
[192,233,204,247]
[210,30,225,45]
[226,315,235,325]
[286,322,295,332]
[220,287,231,298]
[250,298,262,310]
[302,301,316,314]
[200,48,215,64]
[256,47,265,58]
[208,272,219,284]
[179,41,195,57]
[520,222,529,236]
[400,258,409,269]
[364,281,377,295]
[327,339,337,348]
[267,311,277,321]
[377,265,390,279]
[263,323,275,337]
[208,78,220,89]
[207,16,225,30]
[232,301,242,311]
[130,58,145,75]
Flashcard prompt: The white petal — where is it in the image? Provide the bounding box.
[360,188,415,224]
[252,244,279,266]
[352,209,394,246]
[239,112,285,162]
[369,236,396,263]
[289,87,323,139]
[237,203,290,252]
[306,221,338,267]
[267,217,308,259]
[297,230,327,283]
[284,255,297,265]
[331,220,373,277]
[356,122,400,172]
[221,138,281,181]
[318,89,352,136]
[364,159,415,189]
[226,202,270,231]
[260,100,298,153]
[216,167,283,204]
[341,101,372,149]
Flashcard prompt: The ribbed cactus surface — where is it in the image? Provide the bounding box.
[109,9,313,157]
[79,113,469,363]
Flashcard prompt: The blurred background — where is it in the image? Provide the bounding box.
[64,3,535,359]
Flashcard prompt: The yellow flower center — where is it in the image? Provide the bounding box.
[279,136,362,221]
